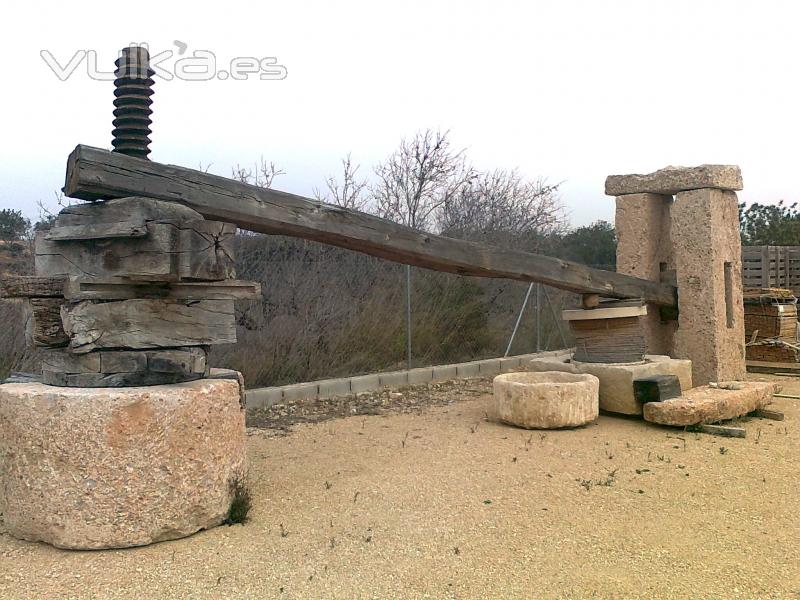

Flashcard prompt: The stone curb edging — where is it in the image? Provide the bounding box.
[244,350,570,410]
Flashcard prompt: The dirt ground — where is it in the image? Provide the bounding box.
[1,375,798,599]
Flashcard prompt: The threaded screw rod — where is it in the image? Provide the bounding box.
[112,45,155,159]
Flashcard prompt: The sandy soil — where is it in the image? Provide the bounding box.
[1,375,799,599]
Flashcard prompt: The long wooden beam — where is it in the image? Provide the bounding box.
[63,145,677,306]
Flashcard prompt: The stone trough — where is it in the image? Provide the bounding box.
[493,371,599,429]
[526,351,692,415]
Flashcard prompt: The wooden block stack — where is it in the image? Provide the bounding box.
[0,196,260,387]
[743,288,799,363]
[562,300,647,363]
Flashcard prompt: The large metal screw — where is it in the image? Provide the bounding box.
[112,45,155,159]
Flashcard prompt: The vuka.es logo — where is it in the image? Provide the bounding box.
[40,41,288,82]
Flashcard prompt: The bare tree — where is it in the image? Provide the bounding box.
[314,154,369,211]
[232,157,285,189]
[372,129,474,231]
[438,169,566,251]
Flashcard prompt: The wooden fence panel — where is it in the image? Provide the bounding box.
[742,246,800,293]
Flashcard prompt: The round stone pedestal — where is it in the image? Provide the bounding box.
[0,378,246,549]
[493,371,599,429]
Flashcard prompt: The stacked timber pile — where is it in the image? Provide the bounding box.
[562,300,647,363]
[0,197,260,387]
[744,288,799,363]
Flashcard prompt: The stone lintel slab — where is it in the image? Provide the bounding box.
[605,164,742,196]
[643,382,777,426]
[0,378,246,550]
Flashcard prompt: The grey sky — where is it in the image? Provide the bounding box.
[2,0,797,227]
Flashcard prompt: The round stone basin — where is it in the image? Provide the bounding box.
[493,371,599,429]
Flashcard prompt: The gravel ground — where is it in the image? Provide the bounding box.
[1,374,799,599]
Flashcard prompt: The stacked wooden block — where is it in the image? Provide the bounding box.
[743,288,799,363]
[562,300,647,363]
[1,196,260,387]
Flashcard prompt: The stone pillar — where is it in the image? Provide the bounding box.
[671,188,746,385]
[606,164,745,387]
[614,193,676,355]
[0,377,246,549]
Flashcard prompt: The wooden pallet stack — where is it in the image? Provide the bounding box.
[743,288,799,363]
[0,196,260,387]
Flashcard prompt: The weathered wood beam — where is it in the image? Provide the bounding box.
[63,277,261,301]
[35,220,236,282]
[0,275,260,301]
[27,298,69,347]
[0,275,66,298]
[61,299,236,353]
[64,145,678,306]
[694,424,746,438]
[41,347,208,387]
[45,220,148,241]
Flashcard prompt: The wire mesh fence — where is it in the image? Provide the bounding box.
[0,233,580,387]
[209,234,577,387]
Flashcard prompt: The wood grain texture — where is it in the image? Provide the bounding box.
[63,145,677,306]
[746,360,800,374]
[41,370,205,387]
[45,220,148,241]
[28,298,69,347]
[41,347,208,387]
[60,299,236,353]
[0,275,65,298]
[63,277,261,301]
[570,316,646,363]
[35,220,235,282]
[43,347,207,374]
[696,424,746,438]
[562,305,648,321]
[54,196,202,226]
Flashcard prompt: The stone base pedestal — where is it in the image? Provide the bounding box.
[0,378,246,549]
[527,351,692,415]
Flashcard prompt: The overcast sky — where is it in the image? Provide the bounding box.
[2,1,798,227]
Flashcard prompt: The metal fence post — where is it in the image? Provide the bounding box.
[406,264,412,370]
[535,283,542,352]
[542,286,568,350]
[505,283,534,357]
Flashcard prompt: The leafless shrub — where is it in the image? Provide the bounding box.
[0,132,580,387]
[314,154,369,211]
[232,157,285,189]
[373,129,474,231]
[439,169,566,252]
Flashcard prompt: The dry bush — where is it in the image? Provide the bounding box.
[0,231,571,387]
[210,233,572,388]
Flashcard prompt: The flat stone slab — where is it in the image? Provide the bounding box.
[643,382,777,426]
[527,352,692,415]
[493,371,599,429]
[605,165,742,196]
[0,378,246,549]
